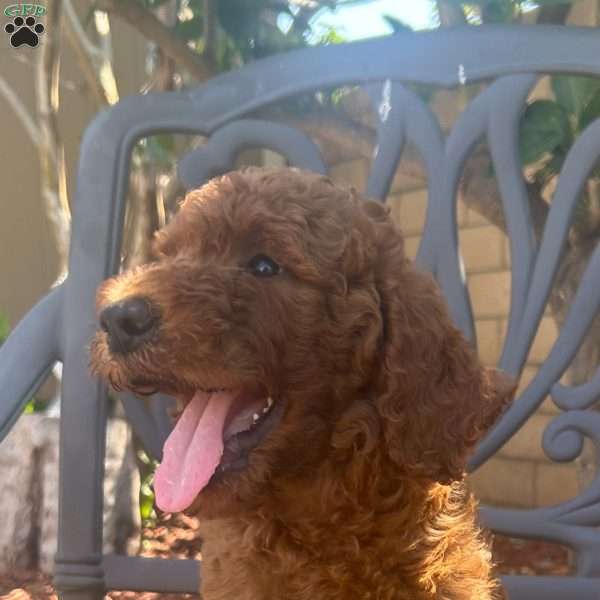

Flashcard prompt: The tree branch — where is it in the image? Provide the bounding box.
[64,0,103,58]
[36,0,70,273]
[536,4,572,24]
[63,23,107,105]
[96,0,214,81]
[435,0,468,26]
[93,10,119,103]
[203,0,217,64]
[62,0,109,106]
[0,76,40,146]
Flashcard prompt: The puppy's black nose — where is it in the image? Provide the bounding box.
[99,297,158,354]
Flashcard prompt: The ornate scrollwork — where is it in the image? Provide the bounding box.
[177,119,327,190]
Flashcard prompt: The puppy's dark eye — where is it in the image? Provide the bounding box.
[246,254,281,278]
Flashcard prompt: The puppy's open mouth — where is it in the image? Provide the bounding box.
[153,385,284,513]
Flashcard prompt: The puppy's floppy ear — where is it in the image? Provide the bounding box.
[364,200,515,482]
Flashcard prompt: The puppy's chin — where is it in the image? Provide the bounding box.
[182,462,273,520]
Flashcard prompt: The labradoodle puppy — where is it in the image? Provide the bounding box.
[91,167,513,600]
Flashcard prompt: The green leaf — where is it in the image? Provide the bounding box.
[144,135,177,167]
[552,75,600,117]
[579,88,600,132]
[519,100,571,165]
[0,313,9,344]
[481,0,516,23]
[140,491,156,521]
[140,478,156,522]
[314,26,346,45]
[23,397,47,414]
[174,16,204,41]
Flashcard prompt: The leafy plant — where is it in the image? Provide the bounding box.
[519,76,600,184]
[138,449,158,525]
[519,99,571,166]
[23,397,49,414]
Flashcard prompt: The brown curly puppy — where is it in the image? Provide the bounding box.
[91,167,513,600]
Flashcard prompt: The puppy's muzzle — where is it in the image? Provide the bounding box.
[99,297,159,355]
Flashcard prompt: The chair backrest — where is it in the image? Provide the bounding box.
[0,24,599,599]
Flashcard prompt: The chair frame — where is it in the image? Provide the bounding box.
[1,24,600,599]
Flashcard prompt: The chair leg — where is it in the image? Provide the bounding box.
[53,555,106,600]
[55,367,110,600]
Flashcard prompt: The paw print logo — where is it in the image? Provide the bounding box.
[5,16,44,48]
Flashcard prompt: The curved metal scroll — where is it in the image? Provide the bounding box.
[0,284,64,441]
[471,115,600,466]
[178,119,327,189]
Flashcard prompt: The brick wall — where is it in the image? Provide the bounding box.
[329,160,578,509]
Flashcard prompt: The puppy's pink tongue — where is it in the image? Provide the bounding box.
[154,390,234,513]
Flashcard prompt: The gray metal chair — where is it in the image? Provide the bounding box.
[1,24,599,599]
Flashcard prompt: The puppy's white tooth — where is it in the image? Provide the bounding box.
[267,397,273,408]
[253,413,260,423]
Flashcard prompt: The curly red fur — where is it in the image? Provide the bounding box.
[90,167,514,600]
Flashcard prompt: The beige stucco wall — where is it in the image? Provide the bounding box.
[0,4,147,333]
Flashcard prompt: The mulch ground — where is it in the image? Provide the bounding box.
[0,514,572,599]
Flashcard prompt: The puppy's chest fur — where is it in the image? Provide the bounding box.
[199,517,412,600]
[197,483,499,600]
